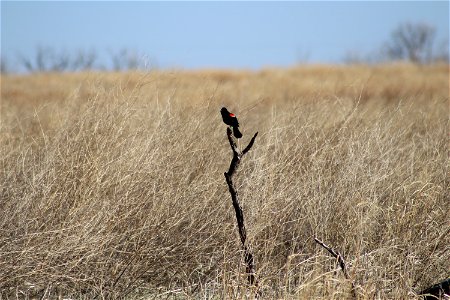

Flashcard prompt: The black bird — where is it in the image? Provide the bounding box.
[220,107,243,138]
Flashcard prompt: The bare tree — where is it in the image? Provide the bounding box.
[1,56,9,74]
[18,46,54,72]
[49,49,71,72]
[110,49,148,71]
[296,47,311,64]
[15,46,155,73]
[17,47,98,72]
[71,49,97,71]
[384,22,436,64]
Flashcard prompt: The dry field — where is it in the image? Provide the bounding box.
[1,64,449,299]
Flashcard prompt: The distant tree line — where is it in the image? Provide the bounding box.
[1,47,156,74]
[1,22,448,74]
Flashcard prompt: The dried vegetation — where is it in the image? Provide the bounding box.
[0,64,448,299]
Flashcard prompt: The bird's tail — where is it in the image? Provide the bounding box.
[233,126,243,138]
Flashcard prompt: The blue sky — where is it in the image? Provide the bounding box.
[1,1,449,70]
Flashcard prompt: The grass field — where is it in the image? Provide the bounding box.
[1,64,449,299]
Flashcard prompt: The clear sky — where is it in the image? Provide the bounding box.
[1,1,449,70]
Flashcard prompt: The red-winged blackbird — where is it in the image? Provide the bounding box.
[221,107,243,138]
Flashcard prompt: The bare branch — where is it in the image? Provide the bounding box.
[384,22,436,64]
[314,237,349,279]
[419,278,450,300]
[242,132,258,155]
[226,128,257,178]
[226,127,238,155]
[315,237,357,299]
[0,56,9,74]
[223,128,259,290]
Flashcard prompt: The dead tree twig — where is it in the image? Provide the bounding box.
[314,237,357,299]
[418,278,450,300]
[224,127,259,287]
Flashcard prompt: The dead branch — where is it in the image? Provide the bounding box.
[224,127,259,287]
[419,278,450,300]
[314,237,357,299]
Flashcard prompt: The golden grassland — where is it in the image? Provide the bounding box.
[0,63,449,299]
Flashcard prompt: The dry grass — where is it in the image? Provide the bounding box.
[1,63,449,299]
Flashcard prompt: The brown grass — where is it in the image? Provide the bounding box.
[1,63,449,299]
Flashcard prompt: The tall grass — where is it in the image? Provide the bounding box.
[1,64,448,299]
